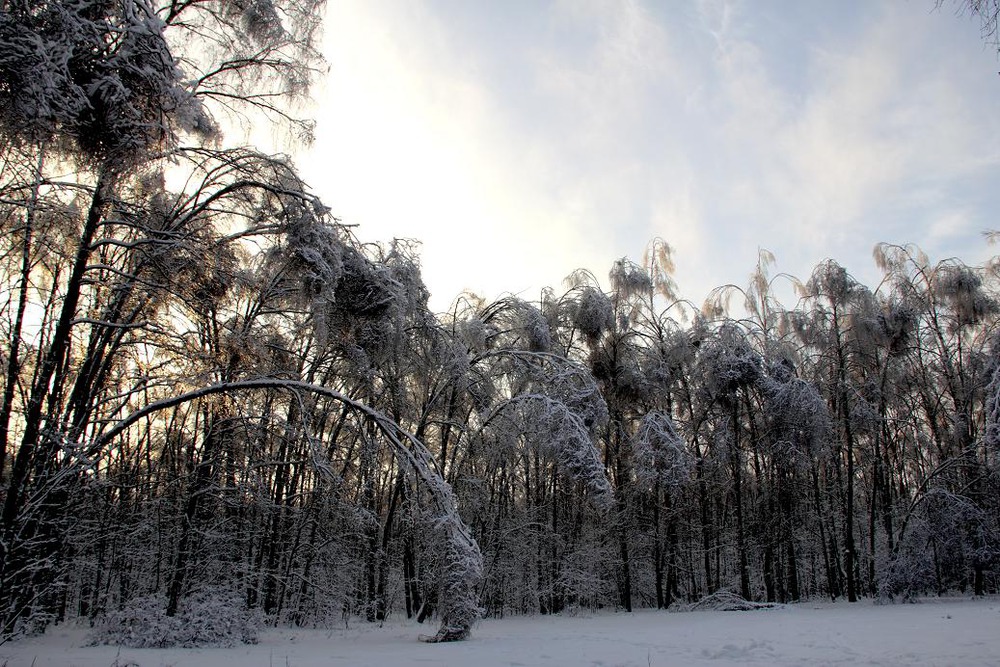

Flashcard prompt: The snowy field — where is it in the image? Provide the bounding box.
[3,597,998,667]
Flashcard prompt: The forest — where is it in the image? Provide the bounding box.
[0,0,998,647]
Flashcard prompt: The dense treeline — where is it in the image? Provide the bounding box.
[1,0,999,644]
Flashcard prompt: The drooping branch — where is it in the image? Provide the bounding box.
[476,393,612,508]
[89,377,483,641]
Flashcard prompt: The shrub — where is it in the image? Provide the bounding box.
[90,589,263,648]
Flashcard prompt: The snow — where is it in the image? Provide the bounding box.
[3,597,998,667]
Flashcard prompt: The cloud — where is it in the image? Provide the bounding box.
[301,0,1000,312]
[304,0,697,307]
[682,1,1000,294]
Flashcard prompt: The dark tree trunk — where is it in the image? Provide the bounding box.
[0,170,113,628]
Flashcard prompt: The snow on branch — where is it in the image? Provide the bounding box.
[760,373,832,462]
[632,410,693,491]
[697,324,761,399]
[88,377,483,642]
[479,392,612,508]
[570,286,614,346]
[0,0,205,163]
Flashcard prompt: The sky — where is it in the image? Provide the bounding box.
[299,0,1000,313]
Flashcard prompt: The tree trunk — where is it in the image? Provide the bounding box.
[0,169,114,628]
[730,402,751,601]
[653,485,665,609]
[0,152,43,483]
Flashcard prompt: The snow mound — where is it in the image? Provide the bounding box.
[685,591,781,612]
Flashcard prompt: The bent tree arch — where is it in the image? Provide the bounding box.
[92,378,483,642]
[464,349,613,509]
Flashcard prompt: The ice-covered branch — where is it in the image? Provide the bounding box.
[90,377,483,641]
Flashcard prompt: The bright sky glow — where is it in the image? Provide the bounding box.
[299,0,1000,312]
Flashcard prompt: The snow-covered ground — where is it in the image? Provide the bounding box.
[3,597,998,666]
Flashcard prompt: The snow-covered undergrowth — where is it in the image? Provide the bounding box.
[4,596,998,666]
[87,589,263,648]
[681,590,781,612]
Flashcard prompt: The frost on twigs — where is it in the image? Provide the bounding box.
[759,373,831,465]
[473,353,613,509]
[632,411,693,491]
[269,209,409,358]
[570,286,614,346]
[89,589,263,648]
[0,0,204,164]
[697,324,761,399]
[476,296,553,352]
[479,393,612,508]
[347,407,483,642]
[89,379,485,642]
[880,488,1000,601]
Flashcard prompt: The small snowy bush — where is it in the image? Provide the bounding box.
[90,589,264,648]
[11,605,57,638]
[682,590,778,612]
[878,548,936,602]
